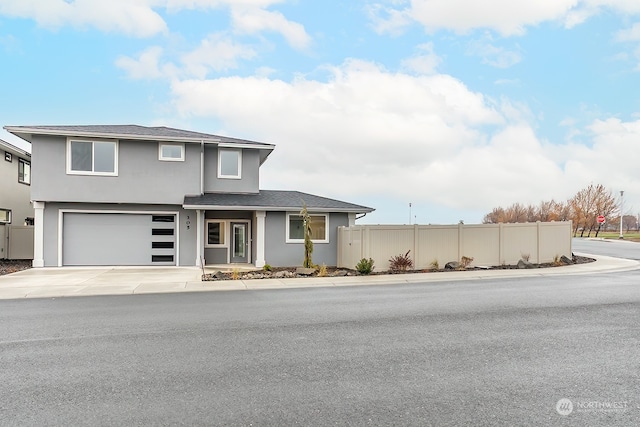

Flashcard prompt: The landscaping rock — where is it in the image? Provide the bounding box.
[296,267,316,276]
[517,259,535,269]
[332,270,348,277]
[213,270,226,280]
[444,261,460,270]
[560,255,573,265]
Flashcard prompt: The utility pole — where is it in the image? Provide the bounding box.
[619,190,624,239]
[409,203,412,225]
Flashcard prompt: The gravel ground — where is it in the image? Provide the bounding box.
[0,259,32,276]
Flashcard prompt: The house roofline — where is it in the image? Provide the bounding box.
[3,126,276,150]
[0,138,30,157]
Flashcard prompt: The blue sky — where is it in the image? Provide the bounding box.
[1,0,640,224]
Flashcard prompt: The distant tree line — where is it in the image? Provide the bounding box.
[482,184,629,237]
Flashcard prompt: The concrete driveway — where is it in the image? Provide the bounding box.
[0,253,638,300]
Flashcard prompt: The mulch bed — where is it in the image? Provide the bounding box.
[0,260,32,276]
[202,255,596,281]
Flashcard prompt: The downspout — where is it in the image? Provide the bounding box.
[200,140,204,195]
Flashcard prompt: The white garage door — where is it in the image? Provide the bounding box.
[62,213,176,266]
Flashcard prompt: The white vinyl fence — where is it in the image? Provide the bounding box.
[337,222,572,270]
[3,225,34,260]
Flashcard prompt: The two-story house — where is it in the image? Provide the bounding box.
[0,138,33,260]
[4,125,373,268]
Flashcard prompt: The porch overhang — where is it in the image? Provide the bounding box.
[183,190,374,214]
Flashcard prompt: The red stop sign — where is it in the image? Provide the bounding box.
[597,215,606,224]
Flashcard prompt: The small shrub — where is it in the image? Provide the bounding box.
[389,250,413,272]
[231,268,240,280]
[552,255,563,266]
[460,256,474,269]
[521,253,530,262]
[355,258,375,275]
[429,259,439,271]
[318,263,328,277]
[262,264,272,272]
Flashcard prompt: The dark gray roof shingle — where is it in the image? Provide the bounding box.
[4,124,273,147]
[184,190,374,213]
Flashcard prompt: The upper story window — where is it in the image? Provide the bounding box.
[218,149,242,179]
[286,213,329,243]
[67,139,118,176]
[18,158,31,185]
[159,143,185,161]
[0,208,11,224]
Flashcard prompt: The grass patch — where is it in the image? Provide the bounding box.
[593,232,640,241]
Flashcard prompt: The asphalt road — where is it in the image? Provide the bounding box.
[1,243,639,426]
[573,237,640,260]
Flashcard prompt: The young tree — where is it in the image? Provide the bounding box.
[300,203,314,268]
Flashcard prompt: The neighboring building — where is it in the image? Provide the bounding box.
[4,125,373,267]
[0,138,33,260]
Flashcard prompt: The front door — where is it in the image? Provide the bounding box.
[231,222,249,263]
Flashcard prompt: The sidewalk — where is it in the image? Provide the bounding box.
[0,253,637,300]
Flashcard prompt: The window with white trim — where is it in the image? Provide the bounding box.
[67,139,118,176]
[206,220,226,246]
[286,213,329,243]
[159,143,185,161]
[218,149,241,179]
[0,208,11,224]
[18,158,31,185]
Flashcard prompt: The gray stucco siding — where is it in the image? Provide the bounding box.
[203,146,259,194]
[31,136,200,204]
[41,202,197,267]
[0,155,32,224]
[264,211,349,267]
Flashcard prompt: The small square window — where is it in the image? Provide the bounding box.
[0,208,11,224]
[218,149,241,179]
[206,221,226,246]
[18,158,31,185]
[159,143,185,161]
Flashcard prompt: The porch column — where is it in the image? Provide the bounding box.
[348,213,356,226]
[33,201,45,268]
[195,209,203,267]
[255,210,266,268]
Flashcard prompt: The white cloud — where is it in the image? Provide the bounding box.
[0,0,310,48]
[467,36,522,68]
[367,2,413,35]
[167,58,640,214]
[616,22,640,41]
[231,6,311,50]
[370,0,578,36]
[401,42,441,74]
[116,34,257,79]
[368,0,640,37]
[0,0,168,37]
[115,46,171,79]
[181,33,257,77]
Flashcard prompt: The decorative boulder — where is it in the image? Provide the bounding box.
[560,255,573,265]
[445,261,460,270]
[517,259,535,269]
[296,267,316,276]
